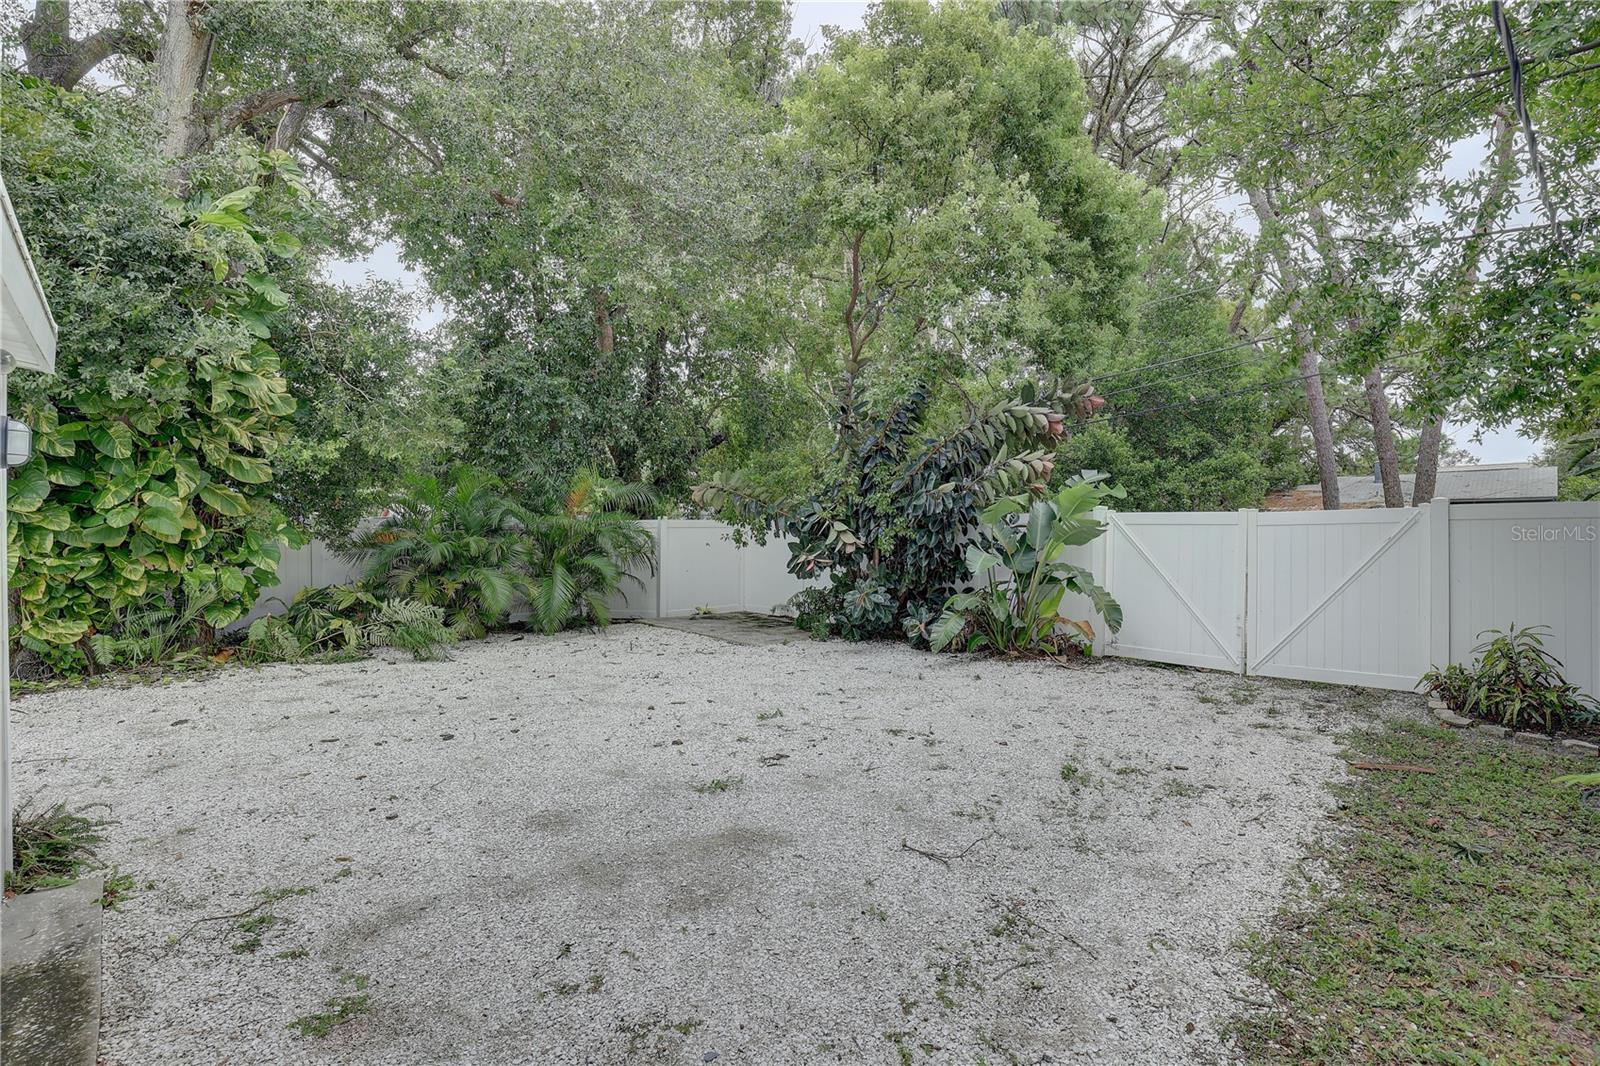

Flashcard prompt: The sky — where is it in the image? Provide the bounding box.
[325,0,1543,466]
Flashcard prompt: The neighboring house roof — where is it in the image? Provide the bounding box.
[1,173,58,374]
[1263,463,1559,510]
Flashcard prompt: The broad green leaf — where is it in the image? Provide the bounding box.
[88,421,134,459]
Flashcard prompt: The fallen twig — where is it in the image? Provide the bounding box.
[900,831,995,866]
[1348,761,1437,774]
[1006,905,1098,960]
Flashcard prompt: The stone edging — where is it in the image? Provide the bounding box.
[1427,697,1600,758]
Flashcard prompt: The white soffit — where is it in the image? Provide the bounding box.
[1,174,58,375]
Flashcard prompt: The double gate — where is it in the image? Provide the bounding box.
[1097,501,1597,695]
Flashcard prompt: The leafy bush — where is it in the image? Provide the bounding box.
[1421,624,1600,734]
[695,379,1100,642]
[3,77,314,654]
[347,466,531,637]
[929,475,1123,655]
[88,585,219,670]
[244,584,455,662]
[524,470,657,633]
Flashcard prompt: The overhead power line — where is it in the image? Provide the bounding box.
[1084,370,1323,426]
[1097,353,1281,400]
[1085,331,1288,387]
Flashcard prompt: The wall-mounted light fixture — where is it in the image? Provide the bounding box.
[2,416,34,469]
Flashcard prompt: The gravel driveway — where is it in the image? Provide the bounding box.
[10,623,1410,1065]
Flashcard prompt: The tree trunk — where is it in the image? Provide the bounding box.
[1246,186,1340,509]
[153,0,214,160]
[588,287,615,355]
[1364,366,1405,506]
[1412,414,1446,505]
[1291,316,1341,509]
[1412,110,1514,502]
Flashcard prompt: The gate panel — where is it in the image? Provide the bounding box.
[1248,509,1429,689]
[1104,513,1244,671]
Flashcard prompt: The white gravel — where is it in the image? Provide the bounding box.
[9,624,1416,1065]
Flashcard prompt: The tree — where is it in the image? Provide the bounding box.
[1177,1,1600,508]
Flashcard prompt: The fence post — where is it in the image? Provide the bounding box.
[654,519,666,619]
[1091,506,1111,657]
[1428,498,1451,668]
[1239,508,1257,676]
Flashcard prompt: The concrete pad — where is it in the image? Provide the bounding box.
[2,877,103,1066]
[634,611,806,647]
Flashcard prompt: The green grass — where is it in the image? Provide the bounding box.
[1232,721,1599,1064]
[692,775,743,795]
[288,973,371,1037]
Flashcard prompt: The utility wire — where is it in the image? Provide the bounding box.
[1097,353,1282,400]
[1490,1,1561,238]
[1085,331,1288,386]
[1085,371,1323,426]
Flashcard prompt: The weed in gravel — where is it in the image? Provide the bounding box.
[288,973,370,1037]
[274,947,309,960]
[692,776,743,795]
[1159,779,1207,800]
[1230,721,1600,1063]
[756,710,783,721]
[229,885,315,954]
[864,903,890,922]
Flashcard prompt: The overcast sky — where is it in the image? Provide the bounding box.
[325,0,1541,465]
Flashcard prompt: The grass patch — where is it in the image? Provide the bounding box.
[288,973,371,1037]
[1231,720,1599,1064]
[692,775,743,795]
[6,799,134,906]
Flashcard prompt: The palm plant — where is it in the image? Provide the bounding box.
[88,584,219,669]
[929,474,1123,655]
[347,466,531,637]
[524,468,657,633]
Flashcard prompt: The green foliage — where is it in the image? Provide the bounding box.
[1421,625,1600,734]
[347,466,531,637]
[88,585,219,670]
[928,475,1122,654]
[243,584,455,663]
[7,798,132,905]
[1233,721,1599,1064]
[2,76,313,652]
[697,378,1096,642]
[524,470,658,634]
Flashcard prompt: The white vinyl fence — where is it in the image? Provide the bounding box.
[1097,500,1598,698]
[252,501,1598,698]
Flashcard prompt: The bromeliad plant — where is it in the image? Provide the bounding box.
[928,475,1123,655]
[695,378,1102,643]
[1420,624,1600,734]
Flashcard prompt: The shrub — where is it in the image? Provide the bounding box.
[929,475,1122,654]
[7,798,132,904]
[88,584,219,671]
[3,77,313,656]
[524,470,657,633]
[695,379,1100,643]
[347,466,531,637]
[244,584,456,662]
[1421,624,1600,734]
